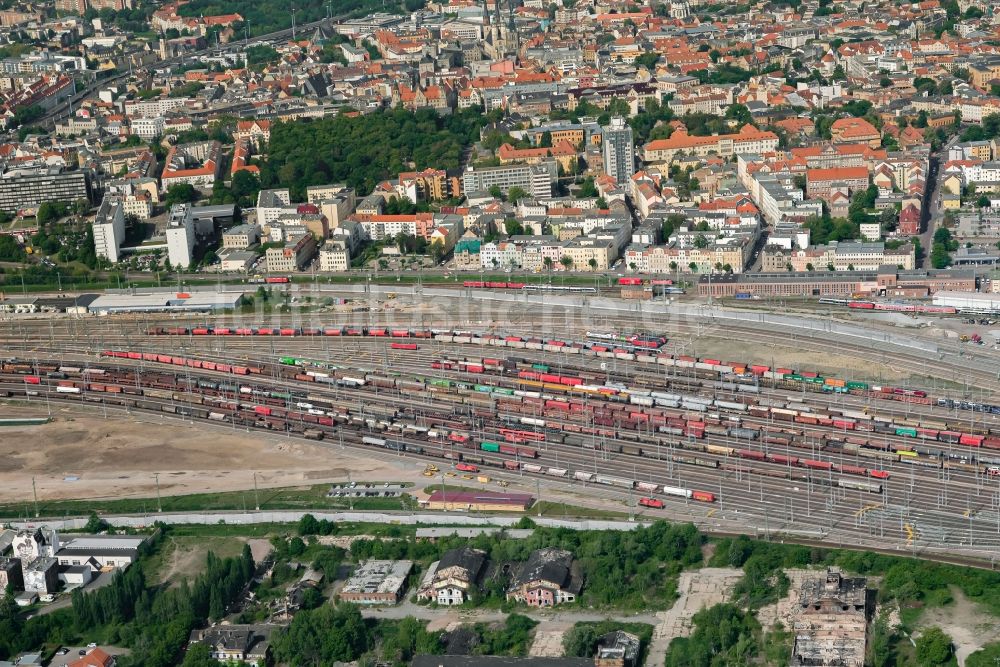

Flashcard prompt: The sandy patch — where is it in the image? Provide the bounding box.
[529,622,573,657]
[916,587,1000,666]
[0,412,428,504]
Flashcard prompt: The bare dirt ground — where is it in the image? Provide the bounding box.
[916,587,1000,666]
[529,622,572,657]
[0,410,429,504]
[675,336,913,382]
[756,568,821,629]
[644,567,743,666]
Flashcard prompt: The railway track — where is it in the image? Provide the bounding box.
[4,343,1000,556]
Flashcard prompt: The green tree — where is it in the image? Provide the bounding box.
[504,218,525,236]
[36,201,69,225]
[164,183,199,207]
[578,177,599,198]
[0,236,26,262]
[635,51,659,70]
[560,255,573,271]
[915,627,953,665]
[245,44,280,69]
[180,643,221,667]
[967,641,1000,667]
[208,588,224,621]
[273,604,370,664]
[0,585,24,660]
[665,604,760,666]
[507,186,528,203]
[84,512,108,533]
[231,169,260,203]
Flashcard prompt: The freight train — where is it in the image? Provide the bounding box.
[144,325,940,406]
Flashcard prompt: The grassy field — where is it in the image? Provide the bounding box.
[0,483,418,519]
[145,534,250,586]
[532,501,631,520]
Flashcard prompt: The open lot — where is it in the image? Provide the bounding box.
[0,412,429,507]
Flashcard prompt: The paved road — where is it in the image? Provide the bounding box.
[32,569,117,617]
[918,136,958,269]
[360,599,661,626]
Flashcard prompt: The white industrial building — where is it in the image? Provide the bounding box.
[93,196,126,263]
[86,291,242,314]
[56,534,147,571]
[932,291,1000,313]
[166,206,196,268]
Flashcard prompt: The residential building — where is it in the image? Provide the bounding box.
[235,119,271,150]
[23,557,59,594]
[352,212,435,241]
[117,191,153,220]
[161,141,222,188]
[561,236,616,271]
[188,625,274,667]
[0,558,23,592]
[507,548,582,607]
[67,647,116,667]
[0,167,91,214]
[273,209,329,240]
[256,189,294,225]
[319,244,350,271]
[92,196,126,263]
[498,142,578,174]
[417,547,487,605]
[461,162,557,199]
[314,189,357,227]
[219,249,257,272]
[830,117,880,148]
[806,167,870,201]
[643,125,779,164]
[221,224,260,249]
[130,116,165,139]
[339,560,413,604]
[265,232,317,272]
[11,528,59,563]
[124,97,188,117]
[602,116,635,184]
[969,61,1000,89]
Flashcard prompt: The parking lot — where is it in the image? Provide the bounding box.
[327,482,407,499]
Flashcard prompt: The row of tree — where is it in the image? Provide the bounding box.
[262,107,486,199]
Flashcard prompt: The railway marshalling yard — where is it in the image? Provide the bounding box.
[2,285,1000,567]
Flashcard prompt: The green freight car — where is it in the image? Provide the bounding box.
[846,381,869,391]
[429,379,451,388]
[480,441,500,452]
[895,427,917,438]
[531,364,549,371]
[279,357,300,366]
